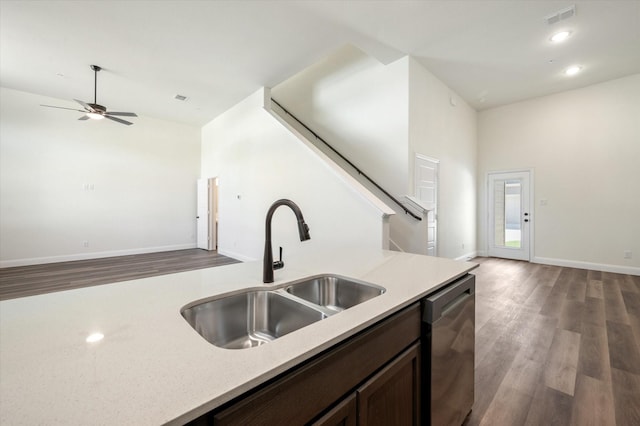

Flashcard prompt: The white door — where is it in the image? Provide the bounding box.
[414,154,439,256]
[487,171,532,261]
[196,178,217,250]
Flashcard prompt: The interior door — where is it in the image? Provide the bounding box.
[414,154,439,256]
[487,171,531,261]
[196,178,217,250]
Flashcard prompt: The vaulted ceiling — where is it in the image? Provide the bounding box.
[1,0,639,126]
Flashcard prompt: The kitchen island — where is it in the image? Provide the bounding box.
[0,248,476,425]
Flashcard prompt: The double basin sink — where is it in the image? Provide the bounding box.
[181,275,386,350]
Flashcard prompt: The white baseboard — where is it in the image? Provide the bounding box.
[455,251,478,261]
[473,252,639,276]
[217,248,255,262]
[388,238,404,252]
[0,244,196,268]
[532,256,640,276]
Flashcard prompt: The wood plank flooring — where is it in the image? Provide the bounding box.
[0,249,240,300]
[466,257,640,426]
[2,252,639,424]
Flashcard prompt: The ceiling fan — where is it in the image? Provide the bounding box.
[41,65,137,125]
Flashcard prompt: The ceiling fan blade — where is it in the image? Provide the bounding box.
[106,112,137,117]
[40,104,85,112]
[78,115,90,121]
[74,99,94,112]
[104,115,133,126]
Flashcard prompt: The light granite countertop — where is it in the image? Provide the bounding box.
[0,248,477,425]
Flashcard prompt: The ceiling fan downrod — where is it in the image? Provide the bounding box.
[90,65,101,104]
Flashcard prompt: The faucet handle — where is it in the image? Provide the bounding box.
[273,246,284,270]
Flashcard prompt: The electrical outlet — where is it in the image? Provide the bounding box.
[83,241,89,248]
[624,250,632,259]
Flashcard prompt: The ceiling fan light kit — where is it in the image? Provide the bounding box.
[40,64,137,126]
[86,112,104,120]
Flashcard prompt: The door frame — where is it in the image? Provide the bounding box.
[486,169,534,261]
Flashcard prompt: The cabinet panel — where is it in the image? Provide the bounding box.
[357,343,420,426]
[312,393,357,426]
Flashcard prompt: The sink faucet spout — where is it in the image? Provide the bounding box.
[263,199,310,283]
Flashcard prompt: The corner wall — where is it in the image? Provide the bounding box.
[271,48,478,260]
[0,88,201,266]
[200,89,387,262]
[408,58,478,260]
[478,74,640,273]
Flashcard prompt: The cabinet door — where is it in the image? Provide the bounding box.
[357,343,420,426]
[312,393,357,426]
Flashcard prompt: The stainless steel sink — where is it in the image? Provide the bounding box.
[181,275,385,349]
[181,291,326,349]
[285,275,386,313]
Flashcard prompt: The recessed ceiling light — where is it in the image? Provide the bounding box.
[565,65,582,76]
[86,332,104,343]
[550,31,571,43]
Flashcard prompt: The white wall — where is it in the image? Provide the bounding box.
[408,59,478,260]
[201,89,387,262]
[272,45,409,197]
[478,74,640,273]
[0,88,201,267]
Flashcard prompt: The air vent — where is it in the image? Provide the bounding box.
[174,94,188,101]
[545,4,576,25]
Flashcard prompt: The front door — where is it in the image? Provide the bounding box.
[487,171,532,261]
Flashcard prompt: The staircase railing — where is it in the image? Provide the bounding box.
[271,99,421,221]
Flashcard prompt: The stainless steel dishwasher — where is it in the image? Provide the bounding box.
[422,274,475,426]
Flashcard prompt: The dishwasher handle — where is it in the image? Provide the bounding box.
[423,274,475,324]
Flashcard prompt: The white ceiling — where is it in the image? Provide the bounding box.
[1,0,639,127]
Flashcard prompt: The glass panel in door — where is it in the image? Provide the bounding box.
[488,171,531,261]
[493,180,522,248]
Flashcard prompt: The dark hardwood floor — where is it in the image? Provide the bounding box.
[0,249,240,300]
[2,252,639,424]
[466,257,640,426]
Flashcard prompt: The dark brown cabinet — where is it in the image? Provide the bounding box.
[312,343,420,426]
[207,304,421,426]
[312,393,357,426]
[314,342,421,426]
[357,343,420,426]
